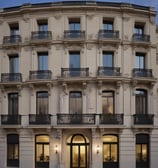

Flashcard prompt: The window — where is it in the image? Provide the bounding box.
[38,52,48,70]
[102,91,114,114]
[69,51,80,68]
[9,55,19,73]
[7,134,19,167]
[103,135,119,168]
[135,89,147,114]
[38,20,48,31]
[134,24,144,35]
[10,23,19,35]
[8,93,18,115]
[36,91,49,115]
[136,134,149,168]
[35,135,49,168]
[103,20,113,30]
[69,18,80,30]
[103,52,114,67]
[135,53,145,69]
[69,91,82,114]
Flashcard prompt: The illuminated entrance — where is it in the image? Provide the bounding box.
[67,134,89,168]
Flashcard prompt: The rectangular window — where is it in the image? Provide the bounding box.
[36,91,48,115]
[69,51,80,68]
[38,20,48,31]
[102,91,114,114]
[135,53,145,69]
[103,20,113,30]
[7,134,19,167]
[9,55,19,73]
[134,25,144,35]
[10,23,19,35]
[103,52,114,67]
[69,91,82,114]
[38,52,48,70]
[8,93,18,115]
[69,18,80,30]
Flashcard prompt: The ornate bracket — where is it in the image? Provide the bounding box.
[62,82,68,95]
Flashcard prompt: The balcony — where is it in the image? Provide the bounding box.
[29,70,52,80]
[1,73,22,82]
[133,114,154,125]
[31,31,52,44]
[1,115,21,125]
[29,114,51,125]
[98,67,121,76]
[57,114,96,125]
[132,68,153,78]
[99,114,124,125]
[3,35,21,46]
[61,68,89,78]
[64,30,85,42]
[132,33,150,42]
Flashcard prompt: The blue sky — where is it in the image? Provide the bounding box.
[0,0,158,22]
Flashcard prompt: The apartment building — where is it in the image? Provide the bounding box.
[0,1,158,168]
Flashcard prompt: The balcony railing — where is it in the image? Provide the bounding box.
[98,67,121,76]
[133,114,154,125]
[29,70,52,80]
[64,30,85,39]
[99,30,119,39]
[31,31,52,41]
[7,159,19,167]
[61,68,89,78]
[1,73,22,82]
[57,114,96,125]
[3,35,21,44]
[132,68,153,78]
[99,114,124,125]
[1,115,21,125]
[29,114,51,125]
[132,33,150,42]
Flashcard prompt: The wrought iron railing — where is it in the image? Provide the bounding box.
[99,114,123,125]
[31,31,52,40]
[3,35,21,44]
[98,67,121,76]
[29,70,52,80]
[133,114,154,125]
[133,33,150,42]
[7,159,19,167]
[29,114,51,125]
[57,114,96,125]
[132,68,153,78]
[61,68,89,77]
[1,115,21,125]
[103,162,118,168]
[64,30,85,39]
[99,30,119,39]
[1,73,22,82]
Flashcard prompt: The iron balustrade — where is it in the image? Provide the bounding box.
[29,70,52,80]
[3,35,21,44]
[7,159,19,167]
[31,31,52,40]
[103,162,118,168]
[57,114,96,125]
[98,67,121,76]
[132,68,153,77]
[29,114,51,125]
[61,68,89,77]
[99,114,124,125]
[133,114,154,125]
[133,33,150,42]
[1,115,21,125]
[1,73,22,82]
[64,30,85,39]
[99,30,119,39]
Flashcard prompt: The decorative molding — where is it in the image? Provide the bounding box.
[29,84,34,96]
[97,80,102,95]
[116,81,122,94]
[87,12,95,19]
[23,14,30,22]
[54,12,62,20]
[82,82,87,95]
[62,82,68,95]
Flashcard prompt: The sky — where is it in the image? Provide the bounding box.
[0,0,158,22]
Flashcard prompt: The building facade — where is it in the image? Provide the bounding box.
[0,1,158,168]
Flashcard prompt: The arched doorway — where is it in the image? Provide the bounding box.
[67,134,89,168]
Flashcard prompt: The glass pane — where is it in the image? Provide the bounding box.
[73,135,85,143]
[142,144,147,161]
[72,146,79,167]
[136,144,141,161]
[36,135,49,143]
[103,144,110,162]
[44,144,49,162]
[102,92,114,114]
[38,53,48,70]
[111,144,118,162]
[8,93,18,115]
[69,21,80,30]
[9,56,19,73]
[103,21,113,30]
[103,52,113,67]
[103,135,118,142]
[80,146,86,167]
[135,54,145,69]
[36,144,43,162]
[135,27,143,34]
[38,24,48,31]
[69,52,80,68]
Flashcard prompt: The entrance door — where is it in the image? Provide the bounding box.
[68,134,89,168]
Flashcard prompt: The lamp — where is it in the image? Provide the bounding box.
[96,145,100,154]
[55,145,58,154]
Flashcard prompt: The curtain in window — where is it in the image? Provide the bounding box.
[38,53,48,70]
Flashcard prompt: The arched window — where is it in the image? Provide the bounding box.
[35,135,49,168]
[103,135,119,168]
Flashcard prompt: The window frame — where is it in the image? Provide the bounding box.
[38,52,48,71]
[102,51,114,68]
[9,54,19,73]
[69,18,81,30]
[8,93,19,115]
[135,53,145,69]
